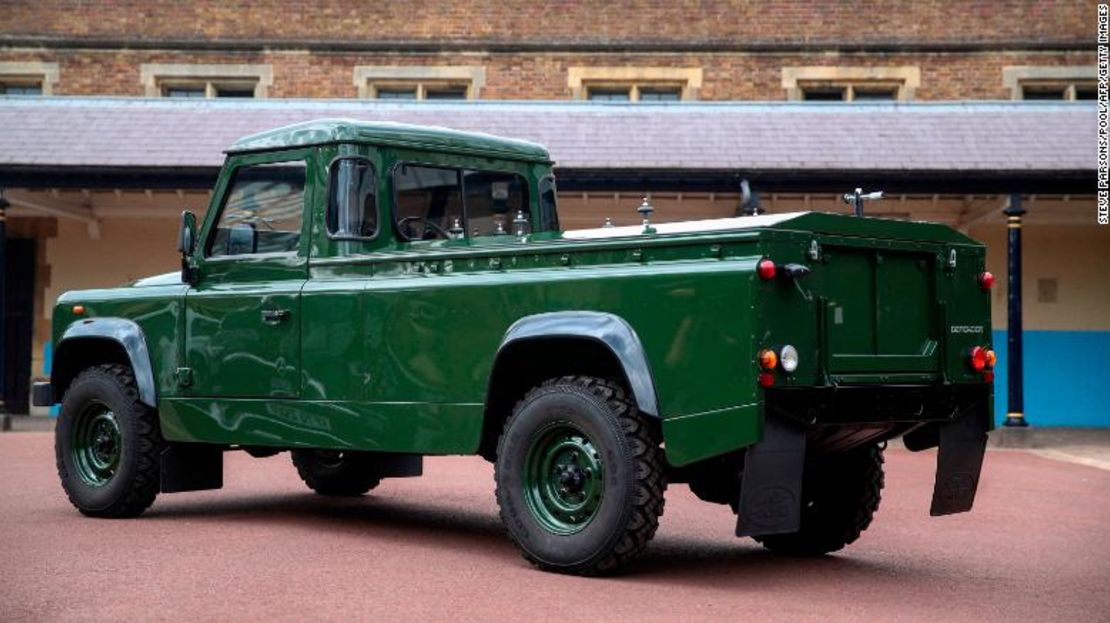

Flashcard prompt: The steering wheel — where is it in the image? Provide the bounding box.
[397,216,451,241]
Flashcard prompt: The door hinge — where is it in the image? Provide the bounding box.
[176,367,193,387]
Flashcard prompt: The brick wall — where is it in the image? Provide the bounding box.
[0,0,1093,44]
[0,48,1094,100]
[0,1,1097,99]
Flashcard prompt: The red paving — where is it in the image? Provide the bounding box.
[2,433,1108,622]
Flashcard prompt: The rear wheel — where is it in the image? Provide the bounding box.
[291,450,382,496]
[495,376,666,576]
[55,364,163,518]
[755,444,885,555]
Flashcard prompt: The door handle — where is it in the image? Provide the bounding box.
[261,308,291,325]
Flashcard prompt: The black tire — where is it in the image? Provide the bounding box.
[494,376,666,576]
[755,444,885,555]
[291,450,382,496]
[55,363,163,518]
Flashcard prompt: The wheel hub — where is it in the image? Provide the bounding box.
[523,422,604,535]
[72,402,121,487]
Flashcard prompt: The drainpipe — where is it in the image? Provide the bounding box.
[1003,194,1028,428]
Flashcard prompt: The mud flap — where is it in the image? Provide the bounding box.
[736,416,807,537]
[929,412,988,516]
[161,443,224,493]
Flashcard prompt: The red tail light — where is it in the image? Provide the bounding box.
[979,271,994,290]
[757,259,776,280]
[982,370,995,383]
[758,372,775,388]
[969,346,987,371]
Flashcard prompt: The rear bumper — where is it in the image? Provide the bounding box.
[31,381,54,407]
[765,383,992,427]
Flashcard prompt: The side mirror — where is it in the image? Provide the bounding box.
[178,211,198,285]
[177,210,197,254]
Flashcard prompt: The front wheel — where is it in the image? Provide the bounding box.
[55,364,163,518]
[494,376,666,576]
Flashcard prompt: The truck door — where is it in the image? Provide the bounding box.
[184,155,310,398]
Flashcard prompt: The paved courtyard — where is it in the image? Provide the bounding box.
[2,433,1107,621]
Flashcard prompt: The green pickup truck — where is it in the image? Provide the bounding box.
[36,120,994,575]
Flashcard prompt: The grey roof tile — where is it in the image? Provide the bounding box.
[0,98,1095,172]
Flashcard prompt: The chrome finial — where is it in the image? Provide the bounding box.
[448,217,464,239]
[638,197,656,234]
[513,210,529,237]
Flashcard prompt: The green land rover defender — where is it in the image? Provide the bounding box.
[35,120,994,575]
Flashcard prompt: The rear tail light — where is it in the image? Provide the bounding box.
[969,346,987,371]
[984,349,996,368]
[979,271,995,290]
[758,372,775,388]
[758,349,778,370]
[757,259,776,280]
[983,370,995,383]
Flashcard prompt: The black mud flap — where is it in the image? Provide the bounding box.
[736,416,807,537]
[929,412,988,516]
[161,444,224,493]
[376,453,423,478]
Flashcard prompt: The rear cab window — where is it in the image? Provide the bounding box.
[390,162,533,243]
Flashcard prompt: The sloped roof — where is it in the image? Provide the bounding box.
[0,97,1094,172]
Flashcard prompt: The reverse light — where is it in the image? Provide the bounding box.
[758,349,778,370]
[757,259,776,280]
[979,271,995,291]
[779,345,799,373]
[969,346,987,372]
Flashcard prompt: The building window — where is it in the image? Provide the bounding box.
[1003,66,1097,101]
[141,64,273,98]
[782,67,920,101]
[568,67,703,101]
[799,82,900,102]
[0,62,59,95]
[585,84,683,102]
[0,81,43,96]
[354,66,486,100]
[1019,80,1097,101]
[162,81,259,98]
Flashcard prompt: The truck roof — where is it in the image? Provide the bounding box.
[226,118,551,163]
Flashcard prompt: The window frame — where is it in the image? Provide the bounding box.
[389,161,534,244]
[325,155,381,242]
[584,82,684,102]
[1018,79,1097,101]
[203,156,310,260]
[797,80,901,102]
[368,80,473,100]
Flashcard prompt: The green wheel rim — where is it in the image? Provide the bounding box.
[523,422,604,535]
[72,401,122,487]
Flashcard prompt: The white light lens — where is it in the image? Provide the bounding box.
[779,345,799,373]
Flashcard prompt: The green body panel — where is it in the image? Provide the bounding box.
[49,121,992,468]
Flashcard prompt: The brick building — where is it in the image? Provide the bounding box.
[0,1,1104,426]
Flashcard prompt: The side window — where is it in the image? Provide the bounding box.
[538,175,560,232]
[327,158,377,238]
[393,164,463,241]
[463,170,528,236]
[208,162,306,257]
